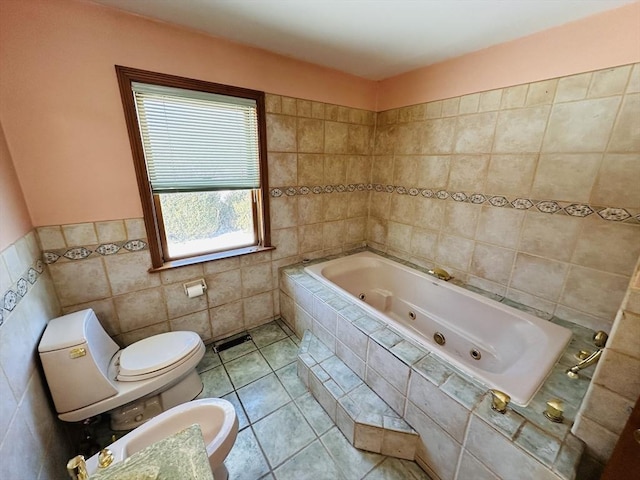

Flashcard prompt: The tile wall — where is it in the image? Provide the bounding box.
[0,230,70,479]
[572,256,640,475]
[368,63,640,331]
[38,98,374,345]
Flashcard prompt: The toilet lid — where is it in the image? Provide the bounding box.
[118,331,201,378]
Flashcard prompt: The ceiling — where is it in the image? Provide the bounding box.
[91,0,635,80]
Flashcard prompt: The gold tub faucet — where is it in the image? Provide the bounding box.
[566,331,608,379]
[66,455,88,480]
[489,389,510,414]
[428,267,452,281]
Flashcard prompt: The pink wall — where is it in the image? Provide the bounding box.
[1,0,638,227]
[377,1,640,111]
[0,123,32,250]
[0,0,376,226]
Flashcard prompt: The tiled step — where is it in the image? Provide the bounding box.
[297,330,419,460]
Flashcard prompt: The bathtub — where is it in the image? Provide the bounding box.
[305,251,571,406]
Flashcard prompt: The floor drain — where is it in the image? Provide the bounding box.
[213,332,252,353]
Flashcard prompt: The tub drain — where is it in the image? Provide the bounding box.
[470,349,482,360]
[358,293,366,300]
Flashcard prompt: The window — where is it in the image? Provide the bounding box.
[115,66,271,269]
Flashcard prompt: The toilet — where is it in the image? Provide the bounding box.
[38,308,206,430]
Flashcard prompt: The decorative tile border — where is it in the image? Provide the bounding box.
[270,184,640,224]
[42,239,148,265]
[1,259,45,327]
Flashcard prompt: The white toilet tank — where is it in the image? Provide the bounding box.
[39,309,120,415]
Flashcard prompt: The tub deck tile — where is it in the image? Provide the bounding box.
[390,340,428,366]
[552,434,585,480]
[440,374,485,410]
[512,394,571,441]
[353,315,385,334]
[515,422,562,468]
[311,364,331,382]
[474,395,525,440]
[371,327,404,349]
[327,296,351,311]
[339,305,368,322]
[501,298,553,320]
[383,416,415,434]
[540,365,591,408]
[357,411,385,428]
[413,354,454,386]
[462,284,504,301]
[551,316,596,346]
[325,379,346,400]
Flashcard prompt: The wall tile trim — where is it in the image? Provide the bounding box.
[270,185,640,225]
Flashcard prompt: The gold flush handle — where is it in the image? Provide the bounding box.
[69,347,86,359]
[544,398,565,423]
[98,448,114,469]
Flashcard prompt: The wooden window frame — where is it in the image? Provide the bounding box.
[115,66,271,270]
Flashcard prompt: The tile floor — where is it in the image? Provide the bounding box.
[196,320,432,480]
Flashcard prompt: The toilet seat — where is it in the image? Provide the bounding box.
[117,331,202,382]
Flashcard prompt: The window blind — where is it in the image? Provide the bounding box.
[132,82,260,193]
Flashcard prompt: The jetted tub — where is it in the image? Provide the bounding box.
[305,251,572,406]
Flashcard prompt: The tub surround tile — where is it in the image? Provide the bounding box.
[413,354,455,386]
[390,340,428,366]
[367,340,410,394]
[408,370,470,443]
[284,257,597,480]
[365,366,406,415]
[466,416,558,480]
[594,349,640,401]
[457,451,499,480]
[407,403,461,480]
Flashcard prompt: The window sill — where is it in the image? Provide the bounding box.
[148,245,276,272]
